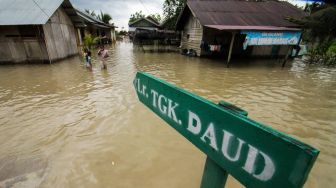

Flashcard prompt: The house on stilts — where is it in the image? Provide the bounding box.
[175,0,306,63]
[128,16,162,41]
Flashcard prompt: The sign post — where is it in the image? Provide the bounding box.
[133,72,319,188]
[200,101,249,188]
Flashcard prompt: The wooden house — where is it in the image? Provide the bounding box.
[0,0,80,63]
[0,0,117,64]
[129,16,161,32]
[129,16,161,39]
[74,9,117,46]
[176,0,306,63]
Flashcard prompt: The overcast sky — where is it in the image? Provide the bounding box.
[70,0,312,31]
[70,0,164,30]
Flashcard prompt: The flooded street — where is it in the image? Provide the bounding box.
[0,42,335,188]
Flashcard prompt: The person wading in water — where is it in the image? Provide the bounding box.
[83,48,92,71]
[98,45,109,69]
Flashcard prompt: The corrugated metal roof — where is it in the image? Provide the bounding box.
[177,0,307,30]
[0,0,64,25]
[129,17,161,28]
[75,9,116,29]
[76,9,105,25]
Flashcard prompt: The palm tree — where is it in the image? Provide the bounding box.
[84,34,99,49]
[84,9,96,17]
[98,11,112,24]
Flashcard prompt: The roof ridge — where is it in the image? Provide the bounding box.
[129,17,160,27]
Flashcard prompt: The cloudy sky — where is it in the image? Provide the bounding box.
[70,0,164,30]
[70,0,312,31]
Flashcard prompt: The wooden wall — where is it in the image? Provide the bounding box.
[0,26,49,63]
[43,7,78,61]
[201,27,293,58]
[251,45,290,57]
[111,28,116,42]
[180,13,203,56]
[201,28,234,57]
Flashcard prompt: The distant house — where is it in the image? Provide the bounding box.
[128,16,161,38]
[0,0,80,63]
[176,0,306,62]
[74,9,117,45]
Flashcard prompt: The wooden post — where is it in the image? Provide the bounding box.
[227,32,236,67]
[282,46,293,68]
[77,28,83,46]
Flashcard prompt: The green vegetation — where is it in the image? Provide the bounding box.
[84,34,99,49]
[129,11,161,25]
[327,41,336,55]
[128,0,186,29]
[84,9,113,24]
[97,11,113,24]
[163,0,186,29]
[84,9,96,17]
[148,13,161,23]
[118,30,128,35]
[289,3,336,65]
[129,11,146,23]
[305,40,336,65]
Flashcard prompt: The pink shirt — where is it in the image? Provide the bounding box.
[99,49,108,60]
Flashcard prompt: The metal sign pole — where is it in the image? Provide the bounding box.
[200,102,248,188]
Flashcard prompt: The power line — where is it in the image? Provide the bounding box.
[31,0,50,19]
[138,0,150,14]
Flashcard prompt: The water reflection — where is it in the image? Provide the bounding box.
[0,42,335,188]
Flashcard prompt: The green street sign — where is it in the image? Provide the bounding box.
[133,72,319,188]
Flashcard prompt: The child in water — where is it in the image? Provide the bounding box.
[98,45,109,69]
[83,48,92,70]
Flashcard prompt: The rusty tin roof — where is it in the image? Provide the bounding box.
[177,0,307,30]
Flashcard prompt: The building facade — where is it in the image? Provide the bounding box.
[0,0,79,63]
[0,0,117,64]
[74,9,117,46]
[176,0,306,62]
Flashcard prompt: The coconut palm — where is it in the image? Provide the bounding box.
[98,11,112,24]
[84,9,96,17]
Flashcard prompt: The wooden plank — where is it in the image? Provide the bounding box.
[134,72,319,188]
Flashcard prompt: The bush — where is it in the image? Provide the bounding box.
[306,49,321,64]
[305,40,336,66]
[327,41,336,55]
[84,34,99,49]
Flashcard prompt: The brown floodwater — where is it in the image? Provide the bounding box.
[0,42,335,188]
